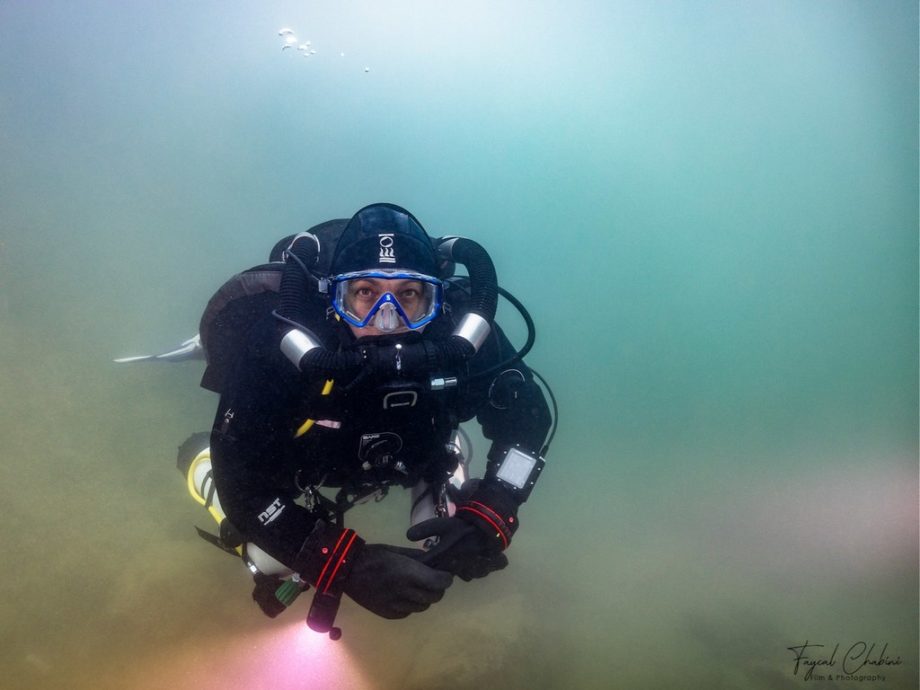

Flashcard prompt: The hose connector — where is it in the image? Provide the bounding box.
[436,236,498,355]
[281,329,323,370]
[453,312,491,353]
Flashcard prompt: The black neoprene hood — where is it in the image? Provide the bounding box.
[329,203,438,276]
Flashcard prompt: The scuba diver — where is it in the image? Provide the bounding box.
[165,203,555,637]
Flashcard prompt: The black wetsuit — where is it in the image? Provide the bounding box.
[210,286,552,568]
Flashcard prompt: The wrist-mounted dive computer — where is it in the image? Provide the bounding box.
[492,446,545,502]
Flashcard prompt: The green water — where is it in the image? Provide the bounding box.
[1,1,916,688]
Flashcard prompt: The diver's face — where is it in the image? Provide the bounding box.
[345,277,426,337]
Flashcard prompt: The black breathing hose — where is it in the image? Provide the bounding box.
[275,235,363,373]
[442,237,498,322]
[277,235,320,326]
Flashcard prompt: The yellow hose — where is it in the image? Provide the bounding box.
[294,379,335,438]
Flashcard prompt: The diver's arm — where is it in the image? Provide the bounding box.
[472,322,552,462]
[204,319,351,570]
[463,343,552,550]
[410,324,552,574]
[209,358,324,567]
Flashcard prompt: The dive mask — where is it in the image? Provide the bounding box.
[330,270,444,332]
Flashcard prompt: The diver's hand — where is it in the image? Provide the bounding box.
[453,480,521,552]
[343,544,453,619]
[408,517,509,582]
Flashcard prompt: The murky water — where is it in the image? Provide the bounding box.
[1,2,916,688]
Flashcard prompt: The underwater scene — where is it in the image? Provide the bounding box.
[1,1,917,689]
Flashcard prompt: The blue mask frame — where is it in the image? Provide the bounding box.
[330,270,444,329]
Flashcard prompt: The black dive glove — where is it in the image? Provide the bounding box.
[408,517,508,581]
[344,544,454,619]
[292,521,453,621]
[407,479,519,581]
[454,479,520,551]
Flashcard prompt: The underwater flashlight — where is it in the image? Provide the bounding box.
[307,591,343,641]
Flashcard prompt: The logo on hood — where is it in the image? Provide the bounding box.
[379,233,395,264]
